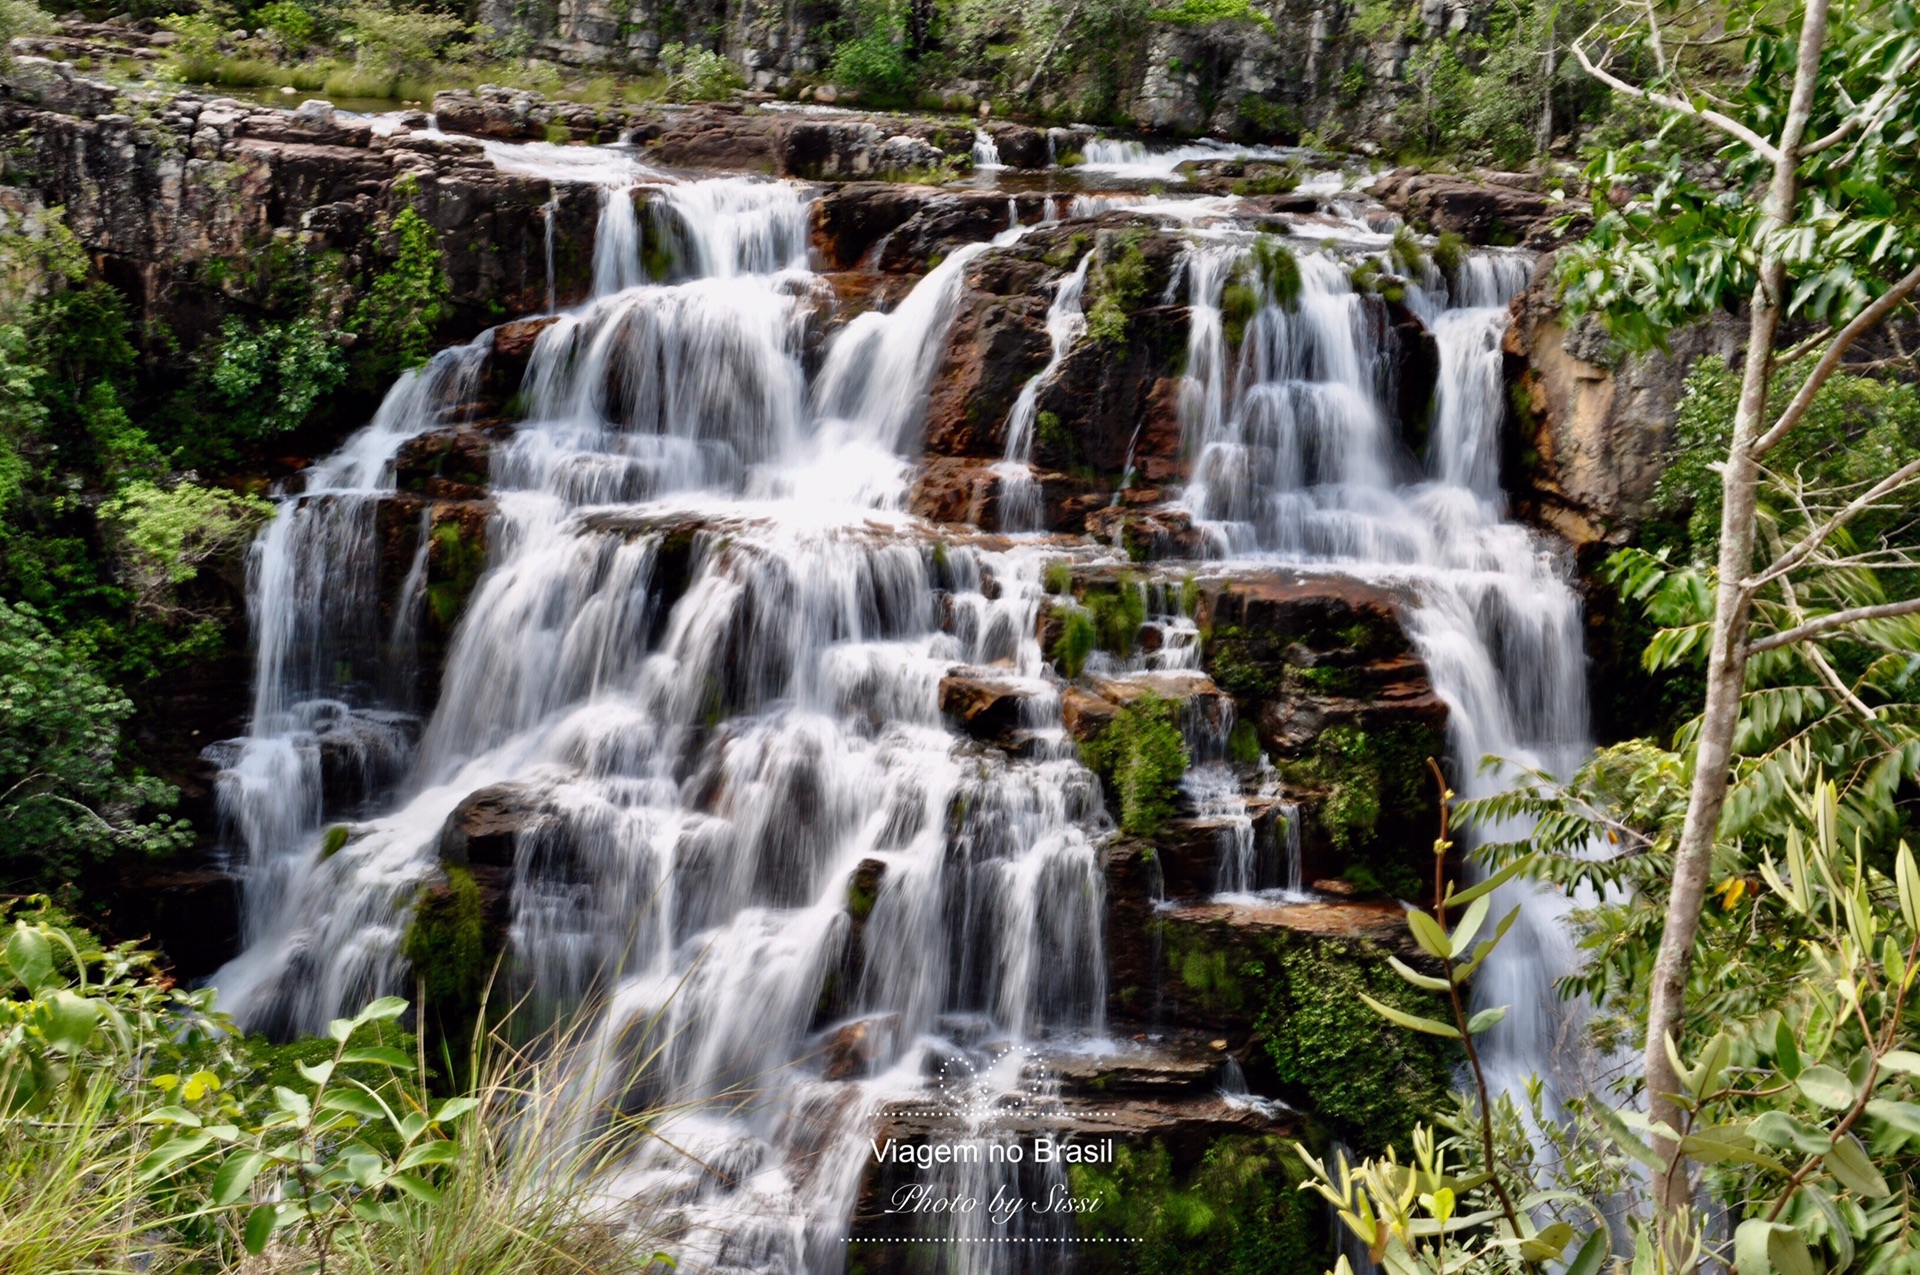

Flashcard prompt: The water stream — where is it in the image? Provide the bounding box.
[210,141,1594,1269]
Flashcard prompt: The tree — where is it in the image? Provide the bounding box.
[1559,0,1920,1261]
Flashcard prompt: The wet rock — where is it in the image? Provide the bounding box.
[1060,685,1119,741]
[817,1012,901,1081]
[1370,169,1563,247]
[938,670,1033,743]
[120,867,242,979]
[984,122,1048,169]
[1387,297,1439,450]
[437,781,555,870]
[809,184,945,270]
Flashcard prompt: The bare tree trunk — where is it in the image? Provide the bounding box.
[1642,2,1830,1265]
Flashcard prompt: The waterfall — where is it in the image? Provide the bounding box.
[212,171,1104,1272]
[993,249,1092,530]
[211,138,1595,1271]
[972,128,1003,169]
[1174,234,1594,1110]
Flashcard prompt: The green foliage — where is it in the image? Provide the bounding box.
[0,601,190,894]
[1299,724,1439,897]
[1043,559,1074,594]
[659,41,741,101]
[1559,0,1920,350]
[352,196,451,379]
[1226,718,1261,766]
[1431,230,1467,277]
[1085,232,1152,345]
[1147,0,1276,34]
[830,30,911,98]
[1084,692,1189,836]
[1068,1136,1316,1274]
[339,3,473,90]
[1052,606,1099,677]
[99,480,272,620]
[197,315,348,464]
[256,0,318,48]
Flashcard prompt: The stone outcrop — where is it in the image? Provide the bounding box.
[1371,168,1567,246]
[1504,256,1748,551]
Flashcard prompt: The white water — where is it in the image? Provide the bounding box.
[992,249,1092,530]
[1174,236,1592,1109]
[211,139,1594,1268]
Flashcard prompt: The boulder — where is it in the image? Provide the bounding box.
[1370,169,1563,246]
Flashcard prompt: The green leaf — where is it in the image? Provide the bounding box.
[1385,956,1451,992]
[271,1086,312,1122]
[1565,1228,1609,1275]
[138,1105,203,1128]
[1749,1110,1833,1155]
[1465,1005,1508,1035]
[296,1060,335,1087]
[1357,992,1460,1039]
[1897,843,1920,933]
[353,995,409,1025]
[1448,894,1492,957]
[6,924,54,991]
[1881,1050,1920,1076]
[1592,1103,1665,1172]
[1774,1018,1802,1080]
[1796,1064,1855,1110]
[213,1150,269,1206]
[1735,1221,1815,1275]
[1517,1221,1575,1261]
[387,1172,443,1205]
[1865,1098,1920,1138]
[431,1097,479,1123]
[318,1089,386,1120]
[1825,1133,1890,1197]
[397,1139,459,1170]
[340,1046,416,1070]
[138,1132,213,1180]
[1405,909,1451,961]
[242,1204,277,1255]
[1444,855,1536,908]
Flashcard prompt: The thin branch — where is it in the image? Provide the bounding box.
[1748,597,1920,654]
[1746,455,1920,589]
[1570,27,1783,162]
[1801,45,1920,156]
[1752,262,1920,458]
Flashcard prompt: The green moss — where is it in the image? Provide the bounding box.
[1157,921,1456,1155]
[1219,281,1258,348]
[1204,624,1280,699]
[1432,231,1468,276]
[1086,231,1153,346]
[1083,692,1189,836]
[1226,719,1261,766]
[1043,559,1073,595]
[1309,723,1441,898]
[401,865,487,1013]
[1087,575,1149,655]
[1069,1136,1318,1275]
[425,517,487,630]
[1251,236,1301,309]
[319,824,351,860]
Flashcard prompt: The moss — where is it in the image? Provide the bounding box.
[1204,624,1280,699]
[1158,920,1456,1155]
[1087,575,1149,655]
[425,516,487,630]
[1309,723,1443,898]
[1069,1136,1320,1275]
[318,824,351,860]
[1432,231,1468,276]
[1250,235,1301,309]
[1043,559,1073,595]
[401,866,488,1017]
[1226,719,1261,766]
[1083,691,1189,837]
[1178,575,1200,617]
[1086,230,1153,346]
[1219,280,1258,348]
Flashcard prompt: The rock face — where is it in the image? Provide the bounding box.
[1371,168,1568,246]
[1504,256,1748,550]
[0,66,603,350]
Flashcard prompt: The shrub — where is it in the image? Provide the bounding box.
[658,41,741,101]
[98,480,272,621]
[255,0,318,49]
[198,314,348,461]
[1148,0,1278,34]
[351,195,450,378]
[830,30,910,97]
[1084,691,1190,836]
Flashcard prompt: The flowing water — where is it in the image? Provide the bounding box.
[211,139,1595,1269]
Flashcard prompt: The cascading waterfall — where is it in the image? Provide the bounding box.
[213,170,1105,1272]
[212,132,1599,1272]
[1174,233,1594,1110]
[992,250,1093,530]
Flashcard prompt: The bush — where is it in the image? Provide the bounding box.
[351,196,450,378]
[1148,0,1278,33]
[255,0,318,49]
[830,30,910,97]
[0,601,190,892]
[658,41,741,101]
[198,315,348,462]
[338,2,472,88]
[1084,691,1190,836]
[98,480,272,621]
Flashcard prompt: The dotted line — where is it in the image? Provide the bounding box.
[841,1238,1143,1245]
